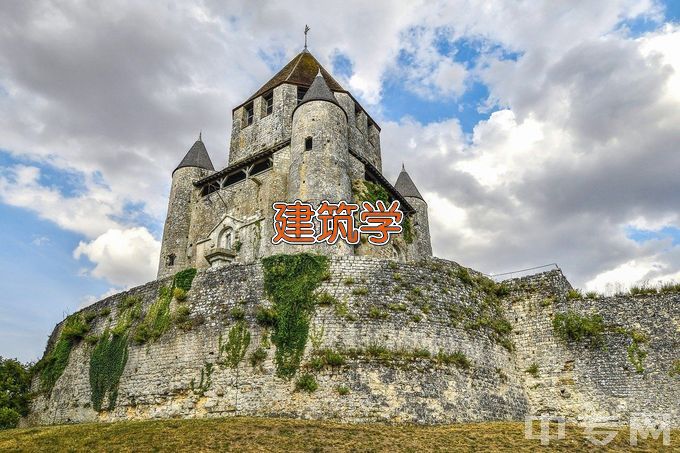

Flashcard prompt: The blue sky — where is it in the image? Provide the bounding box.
[1,1,680,362]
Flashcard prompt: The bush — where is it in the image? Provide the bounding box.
[435,351,471,369]
[61,314,90,342]
[669,359,680,377]
[310,349,346,370]
[315,292,337,306]
[174,305,192,331]
[0,357,31,422]
[255,306,277,327]
[99,307,111,317]
[230,307,245,321]
[566,289,582,300]
[629,285,657,296]
[249,347,267,367]
[525,363,540,378]
[455,268,475,286]
[552,311,604,345]
[336,385,350,396]
[83,311,97,323]
[294,373,318,393]
[368,307,388,319]
[0,407,20,430]
[173,288,187,301]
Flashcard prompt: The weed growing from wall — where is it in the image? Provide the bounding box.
[220,321,251,369]
[190,362,213,396]
[552,311,605,345]
[89,330,129,411]
[37,313,90,394]
[262,253,329,379]
[134,286,172,344]
[352,179,390,205]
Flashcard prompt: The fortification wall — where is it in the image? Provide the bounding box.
[25,259,679,427]
[26,257,527,426]
[505,270,680,425]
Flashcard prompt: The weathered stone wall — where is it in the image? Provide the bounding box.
[158,166,213,279]
[229,84,297,164]
[27,257,529,426]
[504,270,680,425]
[26,260,680,427]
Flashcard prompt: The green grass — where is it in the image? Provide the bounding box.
[1,417,675,452]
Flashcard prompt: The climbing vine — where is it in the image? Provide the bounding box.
[352,179,389,205]
[89,329,129,411]
[262,253,329,378]
[37,313,91,394]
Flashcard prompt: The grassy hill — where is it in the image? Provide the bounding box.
[0,417,675,452]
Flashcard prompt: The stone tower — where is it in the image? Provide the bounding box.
[157,136,214,278]
[395,165,432,258]
[288,69,350,205]
[156,48,433,274]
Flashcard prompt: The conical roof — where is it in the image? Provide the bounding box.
[300,70,340,106]
[174,136,214,174]
[236,50,346,110]
[394,164,424,200]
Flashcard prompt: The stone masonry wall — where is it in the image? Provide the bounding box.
[505,270,680,425]
[27,257,527,426]
[28,259,678,427]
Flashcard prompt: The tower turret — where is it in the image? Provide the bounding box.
[158,136,214,278]
[286,69,352,255]
[395,164,432,259]
[288,69,351,205]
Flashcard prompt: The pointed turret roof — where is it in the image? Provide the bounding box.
[394,164,424,200]
[235,50,347,110]
[174,135,215,174]
[300,69,340,106]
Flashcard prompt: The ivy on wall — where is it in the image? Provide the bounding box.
[262,253,329,379]
[37,313,91,395]
[89,330,129,411]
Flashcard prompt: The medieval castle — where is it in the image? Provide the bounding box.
[25,49,679,428]
[158,49,431,279]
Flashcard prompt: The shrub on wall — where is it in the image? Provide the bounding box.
[37,313,92,394]
[262,253,329,379]
[552,311,604,345]
[220,321,251,369]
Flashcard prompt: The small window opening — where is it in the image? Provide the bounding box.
[297,86,308,104]
[167,253,176,266]
[263,91,273,116]
[244,102,254,126]
[305,136,313,151]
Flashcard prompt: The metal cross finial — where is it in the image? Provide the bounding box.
[199,131,202,141]
[304,25,310,50]
[402,162,405,171]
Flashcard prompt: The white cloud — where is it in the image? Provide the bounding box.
[0,0,678,293]
[74,228,160,287]
[0,165,124,238]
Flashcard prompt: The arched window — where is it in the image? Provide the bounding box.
[167,253,176,266]
[305,136,313,151]
[219,228,233,250]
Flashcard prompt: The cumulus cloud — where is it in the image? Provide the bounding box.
[74,228,160,287]
[0,0,678,293]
